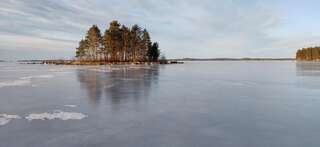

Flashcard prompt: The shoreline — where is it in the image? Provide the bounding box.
[4,58,305,65]
[17,60,184,65]
[5,59,320,65]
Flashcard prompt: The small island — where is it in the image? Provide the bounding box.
[75,20,160,64]
[296,47,320,61]
[42,20,181,65]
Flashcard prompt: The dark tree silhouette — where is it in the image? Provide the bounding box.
[148,42,160,62]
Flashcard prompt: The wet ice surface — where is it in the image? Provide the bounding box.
[1,61,320,147]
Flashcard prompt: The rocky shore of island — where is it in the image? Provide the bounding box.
[18,59,183,65]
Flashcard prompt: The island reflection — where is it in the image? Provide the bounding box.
[296,62,320,77]
[77,65,160,107]
[296,62,320,89]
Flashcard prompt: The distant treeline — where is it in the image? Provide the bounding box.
[296,47,320,61]
[179,58,294,61]
[76,20,160,62]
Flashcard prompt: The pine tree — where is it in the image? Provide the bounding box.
[85,25,102,61]
[131,24,142,61]
[102,29,111,61]
[105,20,123,61]
[121,25,131,62]
[142,29,152,61]
[149,42,160,62]
[76,39,89,60]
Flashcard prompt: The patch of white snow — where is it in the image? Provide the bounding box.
[25,111,87,121]
[0,114,21,126]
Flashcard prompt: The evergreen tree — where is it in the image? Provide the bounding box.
[149,42,160,62]
[105,20,122,61]
[142,29,152,61]
[131,24,142,61]
[121,25,131,62]
[85,25,102,60]
[102,29,111,61]
[76,39,89,59]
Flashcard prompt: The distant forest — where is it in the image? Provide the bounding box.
[75,20,160,62]
[296,47,320,61]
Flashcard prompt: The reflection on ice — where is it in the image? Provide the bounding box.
[296,62,320,77]
[77,65,159,106]
[86,65,153,73]
[296,62,320,89]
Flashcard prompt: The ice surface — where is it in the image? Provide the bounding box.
[4,61,320,147]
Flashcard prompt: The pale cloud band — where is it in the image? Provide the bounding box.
[0,0,319,60]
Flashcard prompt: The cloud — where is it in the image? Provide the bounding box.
[0,0,318,59]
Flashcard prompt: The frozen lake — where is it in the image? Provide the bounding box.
[1,61,320,147]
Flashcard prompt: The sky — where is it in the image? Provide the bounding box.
[1,0,320,60]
